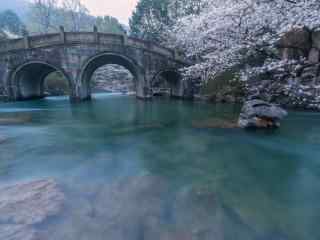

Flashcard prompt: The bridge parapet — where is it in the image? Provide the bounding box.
[0,30,181,61]
[29,33,61,48]
[0,38,25,52]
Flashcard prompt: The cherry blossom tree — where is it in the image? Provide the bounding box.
[167,0,320,81]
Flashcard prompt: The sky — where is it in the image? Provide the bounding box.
[81,0,139,24]
[0,0,139,25]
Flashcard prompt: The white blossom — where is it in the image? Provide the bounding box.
[167,0,320,80]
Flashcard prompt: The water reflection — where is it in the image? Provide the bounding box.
[0,94,320,240]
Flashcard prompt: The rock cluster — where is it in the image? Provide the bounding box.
[238,100,288,129]
[248,61,320,110]
[0,179,64,240]
[249,27,320,110]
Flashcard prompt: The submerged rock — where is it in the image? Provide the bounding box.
[112,123,165,135]
[0,179,64,225]
[0,179,64,240]
[238,100,288,129]
[47,175,257,240]
[43,175,170,240]
[0,224,38,240]
[0,115,32,125]
[192,118,238,129]
[172,186,257,240]
[93,175,169,239]
[0,136,7,144]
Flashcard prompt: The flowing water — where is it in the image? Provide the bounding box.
[0,93,320,240]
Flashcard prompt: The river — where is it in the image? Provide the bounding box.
[0,93,320,240]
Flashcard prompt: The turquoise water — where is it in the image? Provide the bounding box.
[0,94,320,240]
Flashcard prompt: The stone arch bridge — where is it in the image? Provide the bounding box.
[0,28,191,102]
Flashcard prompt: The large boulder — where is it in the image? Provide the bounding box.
[238,100,288,128]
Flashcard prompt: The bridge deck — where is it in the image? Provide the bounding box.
[0,31,184,63]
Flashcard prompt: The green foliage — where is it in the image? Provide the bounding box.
[129,0,171,41]
[0,10,26,36]
[27,1,124,35]
[202,70,245,102]
[95,16,125,34]
[129,0,206,42]
[44,72,69,96]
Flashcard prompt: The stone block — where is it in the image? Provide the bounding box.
[308,48,320,63]
[312,30,320,50]
[280,27,311,55]
[282,47,305,60]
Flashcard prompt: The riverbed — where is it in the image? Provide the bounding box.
[0,93,319,240]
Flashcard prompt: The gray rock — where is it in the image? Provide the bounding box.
[0,136,7,144]
[0,179,64,225]
[238,100,288,128]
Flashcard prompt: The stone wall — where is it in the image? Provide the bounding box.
[280,27,320,63]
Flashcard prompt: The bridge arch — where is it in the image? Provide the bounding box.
[0,31,190,102]
[79,52,144,99]
[8,61,72,101]
[151,69,182,97]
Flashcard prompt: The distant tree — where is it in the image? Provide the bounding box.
[129,0,207,42]
[61,0,91,32]
[44,72,69,96]
[27,0,124,34]
[0,10,26,36]
[129,0,171,42]
[28,0,59,33]
[95,16,125,34]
